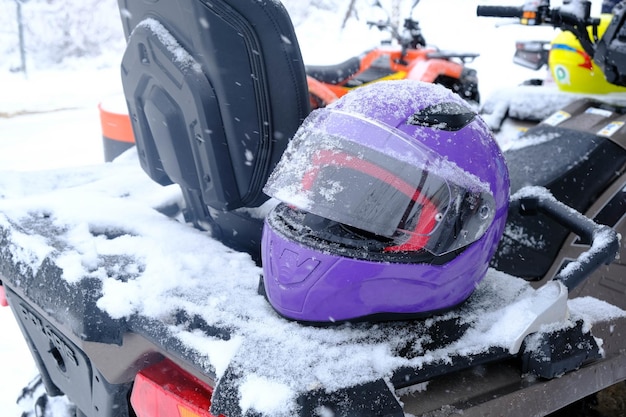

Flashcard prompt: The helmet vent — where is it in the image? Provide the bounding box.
[407,102,475,131]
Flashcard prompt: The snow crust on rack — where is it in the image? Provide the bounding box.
[0,152,625,416]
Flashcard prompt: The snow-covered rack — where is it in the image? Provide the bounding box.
[0,153,625,417]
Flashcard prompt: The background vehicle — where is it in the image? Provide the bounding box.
[478,0,626,135]
[1,0,626,416]
[306,1,480,108]
[477,0,626,321]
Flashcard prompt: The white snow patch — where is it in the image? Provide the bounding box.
[239,375,295,415]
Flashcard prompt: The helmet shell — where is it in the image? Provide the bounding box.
[549,14,626,94]
[262,80,509,323]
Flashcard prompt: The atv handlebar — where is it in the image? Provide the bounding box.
[366,17,427,51]
[512,188,620,291]
[476,0,626,84]
[476,5,523,18]
[476,1,596,41]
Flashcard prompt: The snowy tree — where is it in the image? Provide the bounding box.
[0,0,415,72]
[1,0,125,70]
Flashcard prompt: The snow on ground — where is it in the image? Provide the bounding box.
[0,0,620,416]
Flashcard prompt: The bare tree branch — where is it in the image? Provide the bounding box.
[341,0,358,29]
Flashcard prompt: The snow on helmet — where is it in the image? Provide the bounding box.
[261,80,510,324]
[549,14,626,94]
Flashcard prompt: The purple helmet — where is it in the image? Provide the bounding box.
[261,80,509,324]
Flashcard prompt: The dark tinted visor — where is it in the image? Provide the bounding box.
[264,110,495,255]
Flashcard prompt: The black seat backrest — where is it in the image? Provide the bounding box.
[118,0,310,212]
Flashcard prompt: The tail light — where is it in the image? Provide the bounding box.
[0,285,8,307]
[130,358,223,417]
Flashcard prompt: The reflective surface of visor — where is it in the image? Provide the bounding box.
[264,110,496,255]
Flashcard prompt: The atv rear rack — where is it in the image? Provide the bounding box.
[0,160,624,417]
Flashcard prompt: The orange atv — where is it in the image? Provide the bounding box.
[305,7,480,109]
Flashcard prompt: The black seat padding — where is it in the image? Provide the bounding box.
[506,125,625,209]
[492,125,626,279]
[305,56,362,84]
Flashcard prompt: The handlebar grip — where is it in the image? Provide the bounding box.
[476,5,523,18]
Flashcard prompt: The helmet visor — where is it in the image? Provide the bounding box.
[264,110,495,255]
